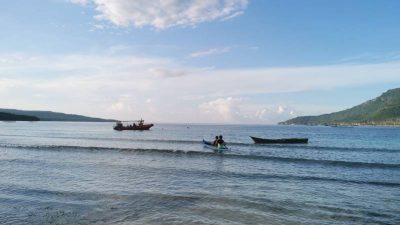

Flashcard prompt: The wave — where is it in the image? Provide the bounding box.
[268,144,400,153]
[2,156,399,188]
[175,168,400,187]
[1,134,399,153]
[242,173,400,187]
[2,144,400,169]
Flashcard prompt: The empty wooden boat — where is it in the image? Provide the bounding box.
[250,136,308,144]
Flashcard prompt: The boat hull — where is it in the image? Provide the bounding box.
[250,136,308,144]
[114,124,154,131]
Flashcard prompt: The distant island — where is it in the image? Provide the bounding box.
[279,88,400,126]
[0,112,40,121]
[0,108,115,122]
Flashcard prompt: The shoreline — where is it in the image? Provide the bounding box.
[279,123,400,127]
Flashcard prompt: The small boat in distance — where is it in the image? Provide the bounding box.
[250,136,308,144]
[113,119,154,131]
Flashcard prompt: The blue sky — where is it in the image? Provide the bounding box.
[1,0,400,123]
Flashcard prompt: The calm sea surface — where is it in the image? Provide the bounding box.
[0,122,399,224]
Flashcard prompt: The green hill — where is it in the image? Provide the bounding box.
[0,112,40,121]
[0,109,115,122]
[280,88,400,126]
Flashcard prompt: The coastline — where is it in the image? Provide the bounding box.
[279,122,400,127]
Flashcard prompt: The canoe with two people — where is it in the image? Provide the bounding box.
[203,135,228,151]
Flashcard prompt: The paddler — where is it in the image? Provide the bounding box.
[217,135,225,148]
[212,136,219,146]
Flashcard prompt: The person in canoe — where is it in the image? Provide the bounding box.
[212,136,219,146]
[217,135,226,148]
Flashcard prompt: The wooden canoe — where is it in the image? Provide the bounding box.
[250,136,308,144]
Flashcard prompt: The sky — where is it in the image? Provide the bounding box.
[0,0,400,124]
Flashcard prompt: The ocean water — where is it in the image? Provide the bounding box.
[0,122,399,225]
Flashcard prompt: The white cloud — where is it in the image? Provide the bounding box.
[70,0,248,29]
[69,0,89,6]
[190,47,231,58]
[109,102,124,112]
[337,52,400,64]
[255,106,297,123]
[200,97,243,122]
[199,97,298,123]
[148,68,187,78]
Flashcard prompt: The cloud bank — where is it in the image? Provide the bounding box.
[199,97,297,123]
[71,0,249,29]
[1,52,400,123]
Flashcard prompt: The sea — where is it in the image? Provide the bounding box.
[0,122,399,225]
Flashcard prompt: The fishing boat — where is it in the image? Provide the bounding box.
[250,136,308,144]
[113,119,154,131]
[203,139,229,151]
